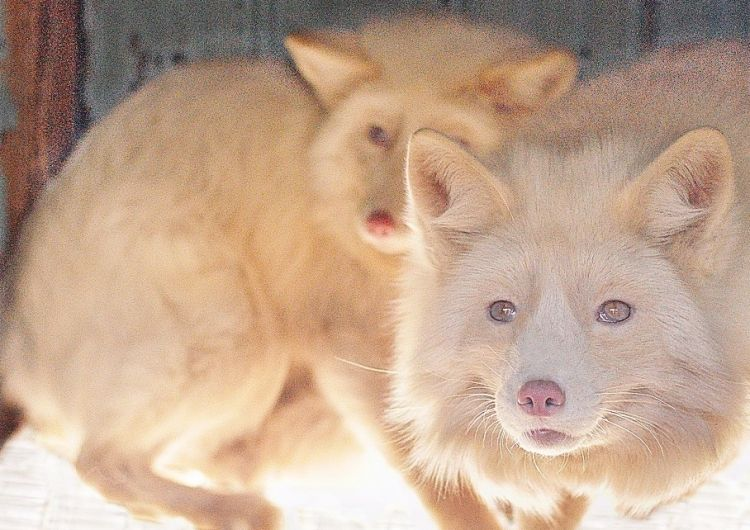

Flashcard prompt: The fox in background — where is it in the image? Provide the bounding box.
[391,41,750,529]
[0,14,577,530]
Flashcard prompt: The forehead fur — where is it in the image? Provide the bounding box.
[492,134,656,239]
[359,15,538,89]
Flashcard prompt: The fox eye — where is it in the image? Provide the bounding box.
[597,300,632,324]
[489,300,516,322]
[367,125,391,149]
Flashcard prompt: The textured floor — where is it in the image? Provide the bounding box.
[1,430,750,530]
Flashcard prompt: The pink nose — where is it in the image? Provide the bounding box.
[517,380,565,416]
[366,210,396,236]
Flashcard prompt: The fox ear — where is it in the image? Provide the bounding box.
[405,129,512,256]
[477,49,578,113]
[285,31,379,106]
[620,127,736,274]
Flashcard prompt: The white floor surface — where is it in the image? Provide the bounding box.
[1,430,750,529]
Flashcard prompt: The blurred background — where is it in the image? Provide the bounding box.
[1,0,750,249]
[1,1,750,529]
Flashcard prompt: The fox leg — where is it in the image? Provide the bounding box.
[384,434,506,530]
[69,320,291,529]
[12,250,291,529]
[517,493,589,530]
[75,441,281,529]
[204,377,361,490]
[312,354,506,530]
[208,387,503,530]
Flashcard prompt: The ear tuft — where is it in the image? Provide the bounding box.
[406,129,512,240]
[285,31,379,106]
[621,127,736,273]
[476,48,578,113]
[406,130,458,220]
[669,129,730,210]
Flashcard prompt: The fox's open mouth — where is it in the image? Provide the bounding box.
[359,212,410,254]
[518,428,579,456]
[526,428,570,445]
[365,210,397,236]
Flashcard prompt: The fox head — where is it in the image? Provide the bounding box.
[391,127,745,503]
[285,15,578,263]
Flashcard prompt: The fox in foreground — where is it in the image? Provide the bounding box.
[0,14,578,530]
[391,41,750,528]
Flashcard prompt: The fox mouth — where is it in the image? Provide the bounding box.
[527,428,570,445]
[517,429,579,456]
[365,210,397,236]
[359,209,410,254]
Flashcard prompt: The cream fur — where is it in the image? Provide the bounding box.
[0,14,577,530]
[392,41,750,528]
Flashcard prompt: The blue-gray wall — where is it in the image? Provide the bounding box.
[82,1,750,121]
[2,0,749,243]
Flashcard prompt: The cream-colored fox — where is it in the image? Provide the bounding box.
[392,41,750,529]
[0,15,577,530]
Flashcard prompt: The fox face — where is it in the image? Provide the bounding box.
[427,219,730,459]
[393,127,742,482]
[285,16,578,261]
[309,86,507,256]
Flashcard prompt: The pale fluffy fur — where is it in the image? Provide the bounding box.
[392,41,750,529]
[0,15,577,530]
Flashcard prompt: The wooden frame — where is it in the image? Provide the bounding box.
[1,0,83,245]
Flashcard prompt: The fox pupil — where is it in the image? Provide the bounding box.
[598,300,631,323]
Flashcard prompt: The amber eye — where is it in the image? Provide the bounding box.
[488,300,516,323]
[367,125,391,149]
[597,300,632,324]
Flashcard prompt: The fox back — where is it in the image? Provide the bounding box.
[0,14,578,530]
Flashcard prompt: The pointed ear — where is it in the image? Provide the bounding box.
[476,49,578,113]
[620,127,736,273]
[285,31,379,106]
[405,129,512,256]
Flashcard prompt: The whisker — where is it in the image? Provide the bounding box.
[471,409,496,440]
[602,409,667,456]
[334,356,396,374]
[599,416,652,456]
[445,392,496,402]
[464,409,492,434]
[531,452,544,476]
[458,403,495,420]
[597,389,678,412]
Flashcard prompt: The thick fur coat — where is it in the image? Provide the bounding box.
[0,15,577,529]
[392,41,750,529]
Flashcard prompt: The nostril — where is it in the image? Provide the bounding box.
[517,379,566,417]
